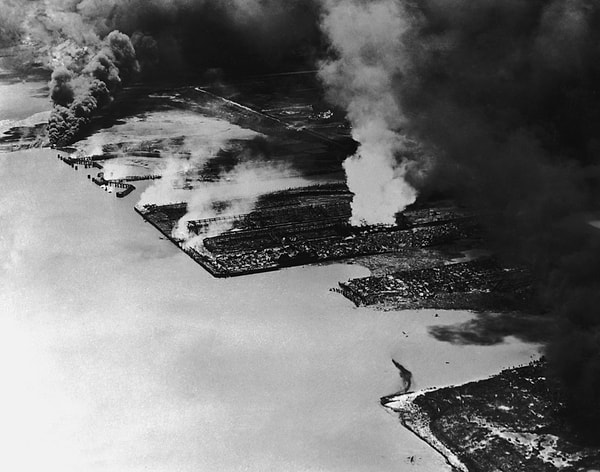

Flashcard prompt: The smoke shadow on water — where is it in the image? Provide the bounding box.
[429,311,554,346]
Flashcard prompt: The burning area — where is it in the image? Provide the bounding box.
[2,0,600,449]
[47,31,138,146]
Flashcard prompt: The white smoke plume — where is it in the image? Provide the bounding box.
[173,161,310,250]
[136,142,220,208]
[135,117,262,207]
[318,0,417,226]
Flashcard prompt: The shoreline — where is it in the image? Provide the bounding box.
[0,106,545,472]
[382,390,469,472]
[383,360,600,471]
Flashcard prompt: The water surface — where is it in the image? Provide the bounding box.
[0,151,540,472]
[0,77,540,471]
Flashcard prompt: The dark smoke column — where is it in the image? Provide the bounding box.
[48,31,139,147]
[380,0,600,436]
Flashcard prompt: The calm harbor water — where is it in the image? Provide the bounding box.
[0,82,540,472]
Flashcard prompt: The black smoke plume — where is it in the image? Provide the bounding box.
[3,1,322,76]
[48,30,138,146]
[49,67,75,106]
[14,0,323,145]
[379,0,600,434]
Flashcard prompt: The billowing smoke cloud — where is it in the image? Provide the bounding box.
[318,0,417,225]
[136,119,262,208]
[137,135,310,251]
[2,0,322,76]
[49,67,75,106]
[372,0,600,435]
[48,30,138,146]
[173,161,310,250]
[4,0,322,145]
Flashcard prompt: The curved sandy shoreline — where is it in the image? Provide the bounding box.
[382,390,469,472]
